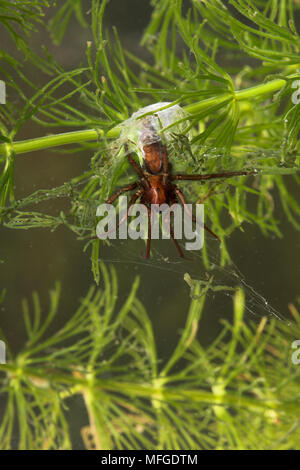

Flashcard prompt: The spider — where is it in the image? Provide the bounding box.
[104,131,257,258]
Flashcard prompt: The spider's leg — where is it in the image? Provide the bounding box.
[93,189,143,240]
[196,183,222,204]
[162,145,169,185]
[174,186,221,242]
[172,169,257,182]
[106,181,139,204]
[124,144,150,188]
[163,211,184,258]
[115,189,143,231]
[170,225,184,257]
[145,205,152,259]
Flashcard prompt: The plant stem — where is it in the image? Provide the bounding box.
[0,363,298,414]
[0,78,287,157]
[1,128,114,156]
[185,78,287,114]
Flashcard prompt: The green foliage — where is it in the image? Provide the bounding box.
[0,265,300,449]
[0,0,300,450]
[0,0,49,64]
[0,0,299,272]
[49,0,88,45]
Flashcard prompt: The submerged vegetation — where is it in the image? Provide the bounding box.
[0,0,299,271]
[0,0,300,449]
[1,265,300,450]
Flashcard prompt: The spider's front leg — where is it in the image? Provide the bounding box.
[172,169,257,182]
[89,185,142,240]
[94,188,144,241]
[106,182,139,204]
[113,188,144,232]
[124,144,150,188]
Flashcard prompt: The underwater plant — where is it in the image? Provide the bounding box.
[0,0,300,450]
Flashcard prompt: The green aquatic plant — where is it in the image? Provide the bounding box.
[0,264,300,450]
[0,0,300,451]
[0,0,299,275]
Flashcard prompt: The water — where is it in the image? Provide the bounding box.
[0,0,300,450]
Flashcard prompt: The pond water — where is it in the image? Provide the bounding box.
[0,0,300,450]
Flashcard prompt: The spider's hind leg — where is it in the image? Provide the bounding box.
[163,211,184,258]
[145,205,152,259]
[175,186,221,243]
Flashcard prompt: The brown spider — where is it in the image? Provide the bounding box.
[105,135,256,258]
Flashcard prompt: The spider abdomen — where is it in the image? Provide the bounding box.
[142,142,166,174]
